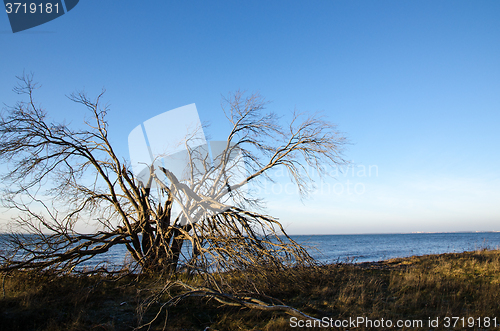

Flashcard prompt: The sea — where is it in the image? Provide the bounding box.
[295,232,500,264]
[2,232,499,269]
[75,231,500,268]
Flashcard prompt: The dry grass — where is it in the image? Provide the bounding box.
[1,249,500,330]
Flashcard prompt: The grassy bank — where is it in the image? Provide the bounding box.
[1,249,500,330]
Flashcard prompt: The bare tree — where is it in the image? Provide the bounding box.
[0,74,347,322]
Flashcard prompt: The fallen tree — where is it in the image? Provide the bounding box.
[0,73,347,327]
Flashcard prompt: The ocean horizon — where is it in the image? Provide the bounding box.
[3,231,500,269]
[291,231,500,264]
[80,231,500,268]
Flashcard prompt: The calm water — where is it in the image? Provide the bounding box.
[294,232,500,264]
[3,232,500,268]
[78,232,500,268]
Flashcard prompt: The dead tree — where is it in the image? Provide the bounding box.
[0,74,347,322]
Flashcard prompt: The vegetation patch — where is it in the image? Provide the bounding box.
[2,249,500,330]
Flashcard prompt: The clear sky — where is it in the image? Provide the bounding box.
[1,1,499,234]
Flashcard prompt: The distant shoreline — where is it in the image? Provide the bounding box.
[288,230,500,236]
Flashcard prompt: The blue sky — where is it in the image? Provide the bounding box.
[1,1,499,234]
